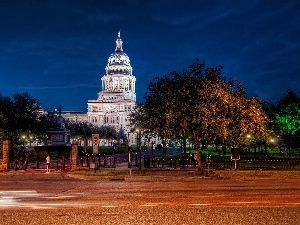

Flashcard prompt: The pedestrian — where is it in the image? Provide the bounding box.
[46,154,51,173]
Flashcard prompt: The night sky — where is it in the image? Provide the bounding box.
[0,0,299,112]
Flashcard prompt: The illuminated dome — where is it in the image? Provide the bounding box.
[105,31,132,75]
[87,30,136,142]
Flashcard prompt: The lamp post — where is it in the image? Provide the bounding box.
[246,134,251,155]
[113,146,116,166]
[270,138,275,155]
[127,132,132,167]
[136,128,142,170]
[21,135,26,147]
[29,136,33,148]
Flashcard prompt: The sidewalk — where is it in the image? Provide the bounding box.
[0,168,64,173]
[2,162,300,181]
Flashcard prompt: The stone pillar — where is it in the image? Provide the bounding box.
[2,140,10,171]
[71,140,78,171]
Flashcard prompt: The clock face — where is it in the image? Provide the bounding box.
[51,134,64,142]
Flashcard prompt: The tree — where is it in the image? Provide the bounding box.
[262,101,278,132]
[0,93,14,151]
[274,89,300,151]
[275,89,300,135]
[66,120,117,141]
[0,93,14,133]
[0,92,43,150]
[133,59,267,171]
[34,112,57,142]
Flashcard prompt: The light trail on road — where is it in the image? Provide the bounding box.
[1,190,300,209]
[1,174,300,224]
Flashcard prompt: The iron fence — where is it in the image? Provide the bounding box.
[141,155,300,170]
[212,157,300,170]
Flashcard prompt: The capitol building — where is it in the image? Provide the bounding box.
[63,31,137,146]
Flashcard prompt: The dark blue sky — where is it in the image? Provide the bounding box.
[0,0,299,112]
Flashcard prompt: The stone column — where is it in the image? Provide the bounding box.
[70,140,78,171]
[2,140,10,171]
[133,80,135,91]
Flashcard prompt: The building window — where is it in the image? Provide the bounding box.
[92,117,97,123]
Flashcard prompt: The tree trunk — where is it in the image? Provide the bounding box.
[183,137,187,154]
[182,137,187,168]
[162,139,166,160]
[193,132,205,174]
[194,140,203,172]
[196,145,202,170]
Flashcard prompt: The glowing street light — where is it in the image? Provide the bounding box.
[270,138,275,153]
[246,134,251,155]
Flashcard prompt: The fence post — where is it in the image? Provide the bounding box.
[2,140,10,171]
[61,156,65,171]
[98,155,101,168]
[71,140,78,171]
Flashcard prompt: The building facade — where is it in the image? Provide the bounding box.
[87,31,137,144]
[62,111,87,123]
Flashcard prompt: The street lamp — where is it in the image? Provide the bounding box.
[136,128,142,170]
[270,138,275,155]
[127,131,133,167]
[29,136,33,148]
[246,134,251,155]
[21,135,26,147]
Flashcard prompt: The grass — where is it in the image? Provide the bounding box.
[69,167,128,180]
[67,164,300,181]
[214,170,300,180]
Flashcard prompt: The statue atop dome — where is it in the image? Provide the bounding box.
[100,31,136,99]
[115,30,123,51]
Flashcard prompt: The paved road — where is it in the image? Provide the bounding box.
[0,172,300,225]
